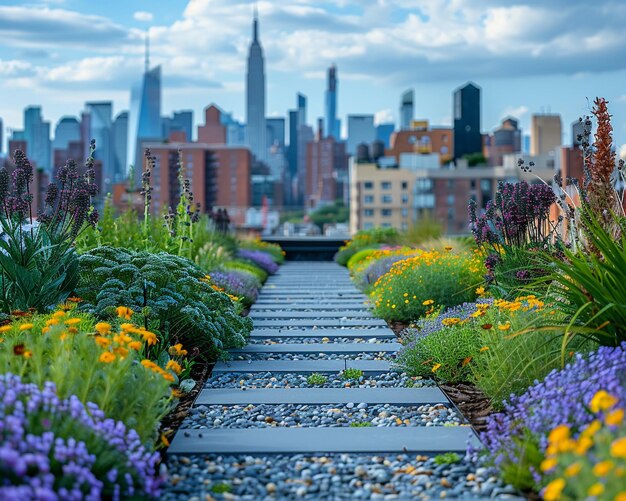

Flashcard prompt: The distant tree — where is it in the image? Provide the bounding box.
[309,200,349,229]
[463,153,487,167]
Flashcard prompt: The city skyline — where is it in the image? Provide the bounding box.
[2,0,626,152]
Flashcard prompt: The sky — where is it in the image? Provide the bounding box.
[1,0,626,151]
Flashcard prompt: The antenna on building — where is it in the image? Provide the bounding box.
[253,3,259,42]
[144,29,150,72]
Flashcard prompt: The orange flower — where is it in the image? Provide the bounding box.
[166,360,182,375]
[116,306,134,320]
[95,322,112,335]
[94,336,110,348]
[99,352,116,363]
[128,341,143,351]
[19,323,34,331]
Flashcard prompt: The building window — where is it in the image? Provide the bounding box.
[363,222,374,230]
[381,195,392,204]
[448,208,455,220]
[382,209,392,217]
[364,181,373,189]
[447,194,455,206]
[401,181,408,190]
[470,179,476,189]
[364,209,374,217]
[381,181,392,190]
[441,146,448,155]
[446,179,455,190]
[416,178,433,192]
[401,194,409,204]
[381,223,392,228]
[364,195,374,204]
[480,179,491,192]
[401,208,408,217]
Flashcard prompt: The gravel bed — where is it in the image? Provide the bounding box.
[205,372,435,389]
[181,403,461,429]
[231,353,394,361]
[163,454,521,500]
[251,337,397,345]
[257,325,385,331]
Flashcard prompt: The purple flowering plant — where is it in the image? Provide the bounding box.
[208,270,260,306]
[237,249,279,275]
[0,145,98,313]
[478,343,626,490]
[0,373,163,500]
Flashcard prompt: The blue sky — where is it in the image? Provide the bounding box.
[1,0,626,151]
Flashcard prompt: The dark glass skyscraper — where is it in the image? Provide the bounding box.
[246,10,266,161]
[400,89,413,130]
[325,65,340,140]
[453,82,482,161]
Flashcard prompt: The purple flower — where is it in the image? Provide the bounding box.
[0,373,163,499]
[479,343,626,484]
[237,249,279,275]
[209,270,260,303]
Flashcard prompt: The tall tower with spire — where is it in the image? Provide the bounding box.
[246,7,266,162]
[325,64,340,140]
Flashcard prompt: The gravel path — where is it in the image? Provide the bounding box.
[164,454,521,500]
[182,402,461,429]
[251,337,397,345]
[231,352,394,361]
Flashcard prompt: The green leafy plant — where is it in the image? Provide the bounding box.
[307,373,328,385]
[433,452,461,465]
[341,368,363,380]
[335,227,400,266]
[223,259,269,283]
[350,421,373,427]
[0,148,98,313]
[0,311,175,443]
[76,246,252,359]
[211,483,232,494]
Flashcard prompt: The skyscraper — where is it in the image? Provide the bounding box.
[266,118,285,149]
[246,9,266,162]
[346,115,375,155]
[453,82,482,161]
[86,101,113,193]
[113,111,128,182]
[400,89,414,130]
[23,106,51,173]
[128,33,162,178]
[325,65,340,140]
[53,117,81,153]
[530,114,562,155]
[162,111,193,142]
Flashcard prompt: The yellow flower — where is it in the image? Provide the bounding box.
[99,352,115,363]
[162,372,175,383]
[475,286,485,296]
[45,319,59,327]
[0,325,12,333]
[441,317,461,327]
[169,343,188,356]
[431,363,442,373]
[497,323,511,331]
[581,420,602,438]
[548,425,571,444]
[564,462,582,477]
[52,311,66,319]
[128,341,143,351]
[64,318,81,326]
[540,457,558,472]
[480,346,490,352]
[422,299,434,306]
[23,350,33,359]
[94,336,110,348]
[95,322,112,335]
[41,327,50,334]
[575,436,594,455]
[139,330,157,346]
[543,478,565,501]
[116,306,134,320]
[160,433,170,447]
[590,390,619,413]
[593,460,614,477]
[19,323,34,331]
[610,437,626,459]
[166,360,182,374]
[606,408,625,426]
[587,483,604,497]
[120,323,135,331]
[615,493,626,501]
[114,346,129,358]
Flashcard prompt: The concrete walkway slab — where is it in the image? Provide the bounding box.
[253,319,387,327]
[195,387,447,405]
[213,359,391,374]
[249,328,395,339]
[230,343,401,354]
[249,311,374,319]
[168,427,479,455]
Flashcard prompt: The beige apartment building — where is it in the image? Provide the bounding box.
[530,114,562,156]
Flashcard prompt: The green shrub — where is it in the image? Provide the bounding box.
[401,217,443,246]
[307,373,328,385]
[433,452,461,465]
[335,227,400,266]
[76,246,252,360]
[341,368,363,380]
[239,239,285,264]
[370,250,484,323]
[350,421,373,427]
[346,248,382,272]
[223,259,269,283]
[0,311,175,443]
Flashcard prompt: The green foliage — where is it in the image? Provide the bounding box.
[341,368,363,380]
[401,217,443,246]
[239,239,285,264]
[346,248,381,272]
[335,227,400,266]
[211,483,232,494]
[307,373,328,385]
[309,200,349,229]
[463,152,487,167]
[0,224,79,314]
[76,246,252,360]
[370,250,484,323]
[541,208,626,347]
[489,246,553,298]
[350,421,373,427]
[0,312,174,443]
[223,259,269,283]
[433,452,461,465]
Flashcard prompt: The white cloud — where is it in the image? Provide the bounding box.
[133,11,154,22]
[502,105,529,120]
[374,108,394,125]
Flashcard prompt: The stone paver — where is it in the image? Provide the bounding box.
[229,343,401,354]
[212,359,392,374]
[250,328,395,339]
[253,319,387,327]
[249,311,374,319]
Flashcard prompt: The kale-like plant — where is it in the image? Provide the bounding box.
[0,147,98,313]
[76,246,252,359]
